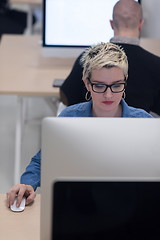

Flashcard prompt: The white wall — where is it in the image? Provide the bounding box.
[141,0,160,38]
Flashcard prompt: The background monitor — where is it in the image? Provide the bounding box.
[42,0,141,57]
[40,117,160,240]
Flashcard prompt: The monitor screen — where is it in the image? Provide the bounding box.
[52,180,160,240]
[42,0,141,57]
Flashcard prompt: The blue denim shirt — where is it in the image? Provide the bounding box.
[58,100,152,118]
[20,100,153,190]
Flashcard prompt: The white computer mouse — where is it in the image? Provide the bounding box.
[10,196,26,212]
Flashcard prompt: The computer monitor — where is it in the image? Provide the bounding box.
[42,0,141,58]
[40,117,160,240]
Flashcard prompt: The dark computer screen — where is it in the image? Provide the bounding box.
[52,181,160,240]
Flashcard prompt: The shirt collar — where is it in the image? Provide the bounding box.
[89,99,129,117]
[121,99,130,117]
[110,36,140,46]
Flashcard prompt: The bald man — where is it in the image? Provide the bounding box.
[110,0,144,38]
[60,0,160,116]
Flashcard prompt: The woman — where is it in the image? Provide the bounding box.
[6,42,152,207]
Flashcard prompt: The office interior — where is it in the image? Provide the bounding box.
[0,0,160,194]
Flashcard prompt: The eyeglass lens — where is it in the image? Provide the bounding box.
[92,83,125,93]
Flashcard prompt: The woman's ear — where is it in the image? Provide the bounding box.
[83,78,90,91]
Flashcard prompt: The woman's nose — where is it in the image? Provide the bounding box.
[103,87,113,98]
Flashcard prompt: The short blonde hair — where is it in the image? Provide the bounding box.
[80,42,128,80]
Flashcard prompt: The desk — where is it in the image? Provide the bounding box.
[11,0,41,3]
[0,35,75,184]
[0,194,40,240]
[140,38,160,56]
[11,0,42,34]
[0,35,75,95]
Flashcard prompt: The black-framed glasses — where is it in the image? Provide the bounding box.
[87,78,127,93]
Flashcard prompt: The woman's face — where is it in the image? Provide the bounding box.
[84,67,126,117]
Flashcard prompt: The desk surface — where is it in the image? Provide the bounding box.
[0,194,40,240]
[0,35,75,96]
[0,35,159,96]
[140,38,160,57]
[11,0,41,5]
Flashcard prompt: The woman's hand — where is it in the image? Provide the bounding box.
[6,184,36,208]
